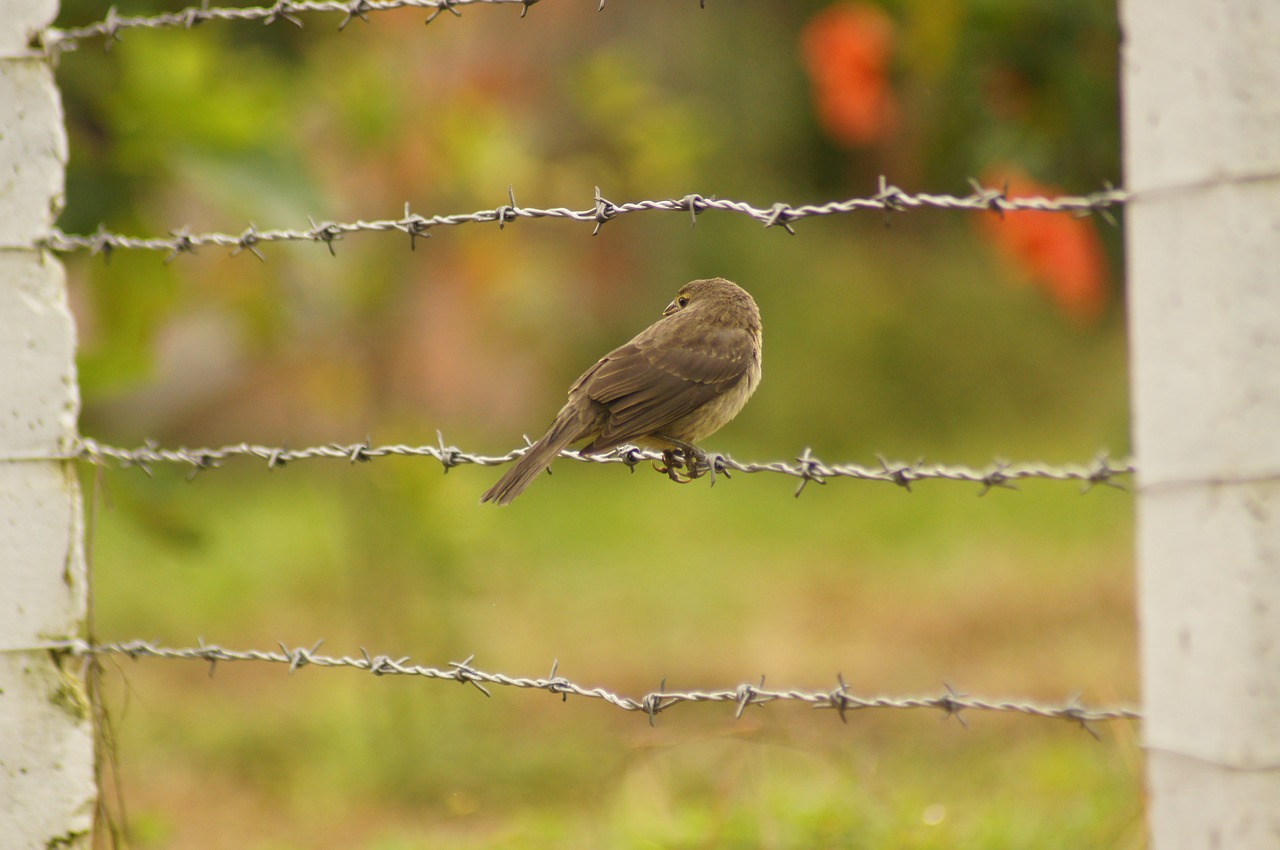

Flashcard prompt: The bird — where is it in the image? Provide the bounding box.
[481,277,763,505]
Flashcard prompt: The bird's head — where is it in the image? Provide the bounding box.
[662,278,758,323]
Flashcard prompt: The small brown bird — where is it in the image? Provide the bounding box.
[481,277,763,505]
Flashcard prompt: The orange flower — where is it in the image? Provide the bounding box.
[801,3,899,147]
[977,168,1110,324]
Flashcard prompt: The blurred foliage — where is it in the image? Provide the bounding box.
[53,0,1135,848]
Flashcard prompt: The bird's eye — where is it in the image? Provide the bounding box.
[676,295,689,308]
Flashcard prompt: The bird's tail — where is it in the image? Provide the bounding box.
[481,414,583,505]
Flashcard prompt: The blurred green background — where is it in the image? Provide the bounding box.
[55,0,1139,847]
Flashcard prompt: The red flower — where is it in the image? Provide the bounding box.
[978,168,1110,324]
[801,3,899,147]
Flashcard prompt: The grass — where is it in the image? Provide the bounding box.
[86,444,1140,849]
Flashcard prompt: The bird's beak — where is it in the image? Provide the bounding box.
[662,300,680,316]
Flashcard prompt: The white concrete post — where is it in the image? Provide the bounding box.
[1122,1,1280,848]
[0,1,97,847]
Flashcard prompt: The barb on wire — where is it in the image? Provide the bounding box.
[40,0,575,57]
[35,183,1128,260]
[58,437,1134,494]
[50,639,1140,727]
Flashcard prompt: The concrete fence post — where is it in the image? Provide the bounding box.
[0,1,97,847]
[1122,1,1280,848]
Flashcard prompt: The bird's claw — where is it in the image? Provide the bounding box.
[654,450,695,483]
[653,447,730,484]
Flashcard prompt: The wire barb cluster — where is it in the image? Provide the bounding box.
[63,639,1139,730]
[36,182,1127,261]
[65,437,1133,494]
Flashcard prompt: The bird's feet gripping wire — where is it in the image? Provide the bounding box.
[652,442,731,486]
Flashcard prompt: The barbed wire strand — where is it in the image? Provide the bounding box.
[40,0,618,58]
[30,182,1127,261]
[38,437,1134,495]
[21,638,1138,731]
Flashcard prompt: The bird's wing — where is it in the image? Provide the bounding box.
[576,324,753,451]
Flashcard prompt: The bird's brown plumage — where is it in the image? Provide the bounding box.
[481,277,762,504]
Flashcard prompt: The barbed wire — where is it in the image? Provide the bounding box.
[33,182,1126,261]
[35,638,1139,731]
[39,0,622,58]
[39,0,718,58]
[52,437,1133,495]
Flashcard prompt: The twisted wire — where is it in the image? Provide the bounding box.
[41,638,1138,730]
[32,182,1126,261]
[48,437,1135,495]
[42,0,568,57]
